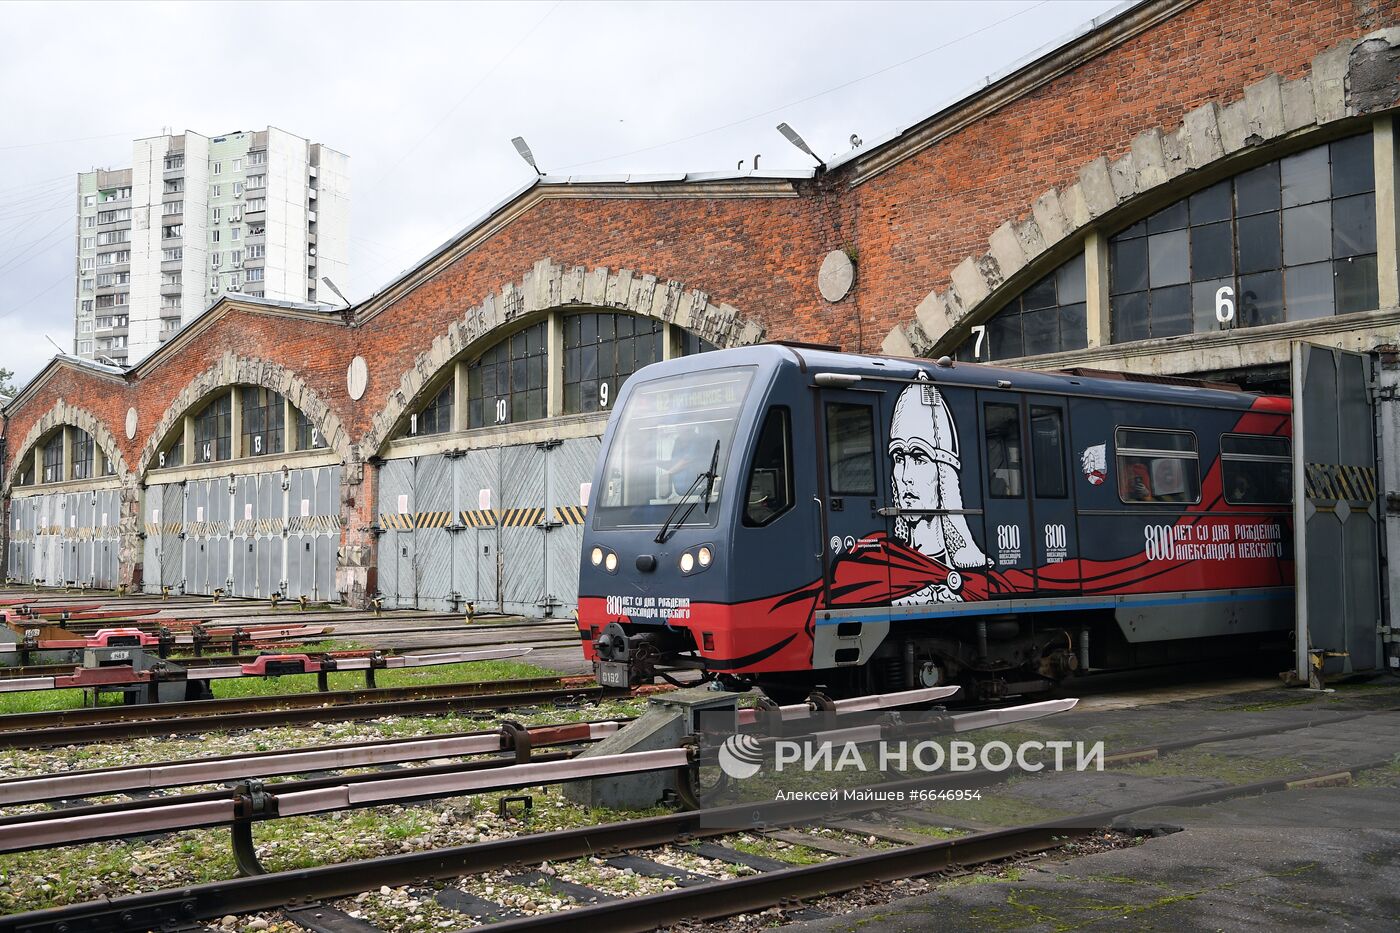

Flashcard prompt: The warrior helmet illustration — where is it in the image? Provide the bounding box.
[1080,443,1107,486]
[888,382,990,603]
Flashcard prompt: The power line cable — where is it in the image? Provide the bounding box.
[556,0,1050,171]
[367,0,563,191]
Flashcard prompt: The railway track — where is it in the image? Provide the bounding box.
[3,700,1394,933]
[0,676,613,748]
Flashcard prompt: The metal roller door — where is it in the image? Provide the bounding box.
[377,459,416,609]
[183,480,205,594]
[547,437,600,612]
[315,466,340,600]
[7,497,33,583]
[161,483,186,593]
[258,471,286,598]
[412,456,455,611]
[95,489,118,589]
[286,468,317,600]
[1293,342,1382,682]
[499,444,548,616]
[455,447,501,611]
[232,475,258,598]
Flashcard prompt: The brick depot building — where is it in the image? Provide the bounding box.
[4,0,1399,615]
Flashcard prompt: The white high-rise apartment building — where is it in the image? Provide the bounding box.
[73,127,349,364]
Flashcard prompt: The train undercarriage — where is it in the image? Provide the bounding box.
[592,613,1292,704]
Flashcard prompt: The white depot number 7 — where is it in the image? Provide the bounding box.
[972,324,987,359]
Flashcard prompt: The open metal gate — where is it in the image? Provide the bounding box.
[1292,342,1382,683]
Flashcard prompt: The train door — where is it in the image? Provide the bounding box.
[817,388,891,648]
[977,393,1034,581]
[1025,396,1079,590]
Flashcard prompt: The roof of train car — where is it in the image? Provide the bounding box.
[661,343,1287,411]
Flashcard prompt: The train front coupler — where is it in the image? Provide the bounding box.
[592,621,682,689]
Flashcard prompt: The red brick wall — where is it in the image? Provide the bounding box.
[851,0,1384,341]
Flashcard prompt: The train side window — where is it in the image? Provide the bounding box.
[984,403,1024,498]
[1116,428,1200,504]
[1030,406,1067,498]
[744,408,793,526]
[825,403,876,495]
[1221,434,1292,504]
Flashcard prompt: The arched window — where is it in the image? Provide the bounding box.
[41,433,64,484]
[1110,132,1376,341]
[152,386,324,472]
[955,253,1087,362]
[14,425,113,488]
[468,320,548,428]
[194,393,233,464]
[240,387,285,457]
[562,312,664,414]
[406,382,453,437]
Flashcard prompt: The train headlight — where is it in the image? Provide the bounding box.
[604,552,618,573]
[679,552,695,574]
[697,546,713,568]
[590,547,604,566]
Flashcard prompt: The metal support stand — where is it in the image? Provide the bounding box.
[231,780,275,877]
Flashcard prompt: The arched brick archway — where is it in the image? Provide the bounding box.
[2,400,129,493]
[882,30,1400,357]
[360,259,766,455]
[134,350,354,478]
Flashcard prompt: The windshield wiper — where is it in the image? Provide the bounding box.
[655,441,721,544]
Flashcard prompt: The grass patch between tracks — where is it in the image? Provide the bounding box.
[0,657,563,715]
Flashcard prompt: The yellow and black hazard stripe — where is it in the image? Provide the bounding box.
[499,507,547,528]
[460,509,499,528]
[554,505,589,526]
[1305,462,1377,503]
[378,513,414,531]
[413,510,453,529]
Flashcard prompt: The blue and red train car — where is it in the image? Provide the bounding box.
[577,345,1293,700]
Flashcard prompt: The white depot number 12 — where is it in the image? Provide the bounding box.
[1215,285,1235,324]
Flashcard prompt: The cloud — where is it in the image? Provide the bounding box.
[0,0,1120,386]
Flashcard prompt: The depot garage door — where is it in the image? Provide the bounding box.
[377,437,600,616]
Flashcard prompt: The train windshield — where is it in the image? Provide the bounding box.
[594,366,755,529]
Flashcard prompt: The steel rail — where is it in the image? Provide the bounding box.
[0,720,627,805]
[7,749,1393,933]
[0,746,694,853]
[0,680,608,748]
[484,754,1400,933]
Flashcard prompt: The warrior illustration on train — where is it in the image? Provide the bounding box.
[577,344,1293,701]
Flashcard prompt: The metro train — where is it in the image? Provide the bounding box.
[576,344,1294,701]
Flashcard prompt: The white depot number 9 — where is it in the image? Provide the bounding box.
[600,381,610,408]
[1215,285,1235,324]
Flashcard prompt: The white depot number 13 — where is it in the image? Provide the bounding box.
[1215,285,1235,324]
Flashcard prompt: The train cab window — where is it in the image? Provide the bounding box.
[1030,406,1067,498]
[825,403,876,495]
[1116,428,1200,504]
[984,403,1023,498]
[1221,434,1291,504]
[744,408,793,526]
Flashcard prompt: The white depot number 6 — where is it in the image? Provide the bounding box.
[1215,285,1235,324]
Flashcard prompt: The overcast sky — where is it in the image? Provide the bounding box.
[0,0,1121,387]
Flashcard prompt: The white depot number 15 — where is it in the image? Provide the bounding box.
[1215,285,1235,324]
